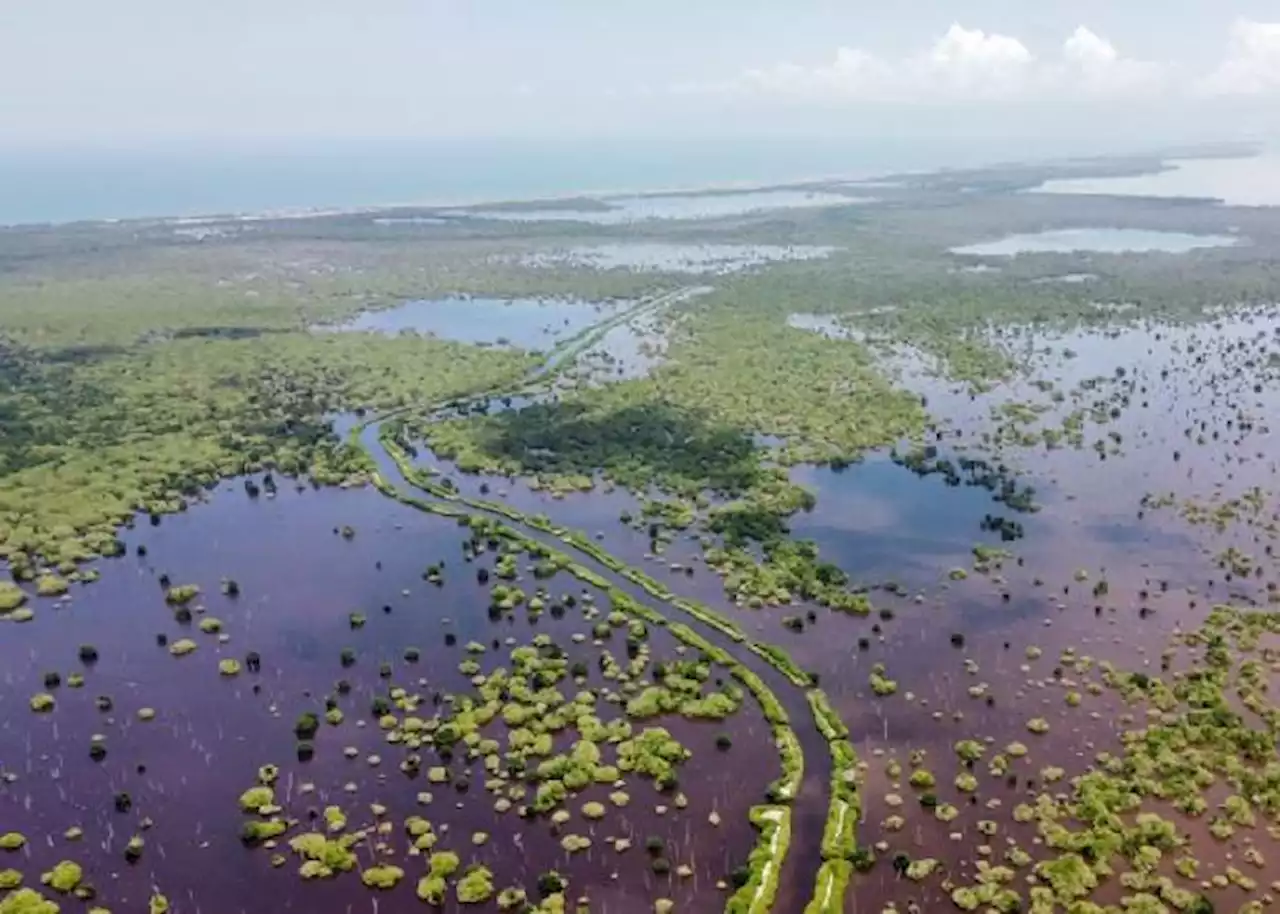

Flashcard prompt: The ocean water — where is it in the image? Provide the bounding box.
[1035,154,1280,206]
[0,136,1048,226]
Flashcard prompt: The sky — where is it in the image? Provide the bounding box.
[2,1,1279,152]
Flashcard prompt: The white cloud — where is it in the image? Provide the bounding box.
[924,25,1034,98]
[690,23,1168,105]
[1059,27,1168,98]
[727,25,1035,102]
[732,48,891,101]
[1199,20,1280,96]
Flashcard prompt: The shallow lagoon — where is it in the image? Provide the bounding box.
[1035,154,1280,207]
[320,297,625,348]
[460,189,867,224]
[951,227,1240,256]
[520,242,835,274]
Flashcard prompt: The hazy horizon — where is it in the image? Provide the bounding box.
[3,134,1265,227]
[3,2,1279,151]
[4,2,1280,224]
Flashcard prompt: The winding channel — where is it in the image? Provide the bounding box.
[341,286,859,914]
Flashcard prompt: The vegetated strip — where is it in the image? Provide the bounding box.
[380,432,807,682]
[725,805,791,914]
[356,292,856,912]
[382,431,856,906]
[803,860,854,914]
[373,440,859,911]
[806,688,859,903]
[370,469,800,911]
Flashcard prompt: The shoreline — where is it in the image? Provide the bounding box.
[2,142,1261,231]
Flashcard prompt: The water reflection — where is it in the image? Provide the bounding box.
[0,480,777,914]
[316,297,625,348]
[788,457,1014,582]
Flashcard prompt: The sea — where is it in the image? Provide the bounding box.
[0,135,1146,227]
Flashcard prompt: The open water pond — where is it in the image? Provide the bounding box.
[319,297,625,348]
[519,243,835,274]
[1035,154,1280,207]
[951,227,1240,256]
[460,189,867,223]
[787,456,1030,584]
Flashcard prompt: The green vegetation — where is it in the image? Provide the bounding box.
[817,739,859,862]
[40,861,82,893]
[0,583,27,612]
[288,832,358,878]
[164,584,200,605]
[238,787,274,813]
[168,638,198,657]
[868,603,1280,912]
[456,865,494,904]
[803,860,853,914]
[368,442,846,913]
[360,865,404,890]
[0,889,59,914]
[240,820,288,845]
[0,250,538,577]
[724,806,790,914]
[9,154,1280,914]
[236,565,787,908]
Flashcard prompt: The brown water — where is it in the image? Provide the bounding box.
[7,306,1280,913]
[0,483,786,914]
[380,308,1280,910]
[365,423,834,914]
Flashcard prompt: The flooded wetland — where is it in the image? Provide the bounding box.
[6,151,1280,913]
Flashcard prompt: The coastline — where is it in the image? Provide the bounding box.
[2,140,1261,231]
